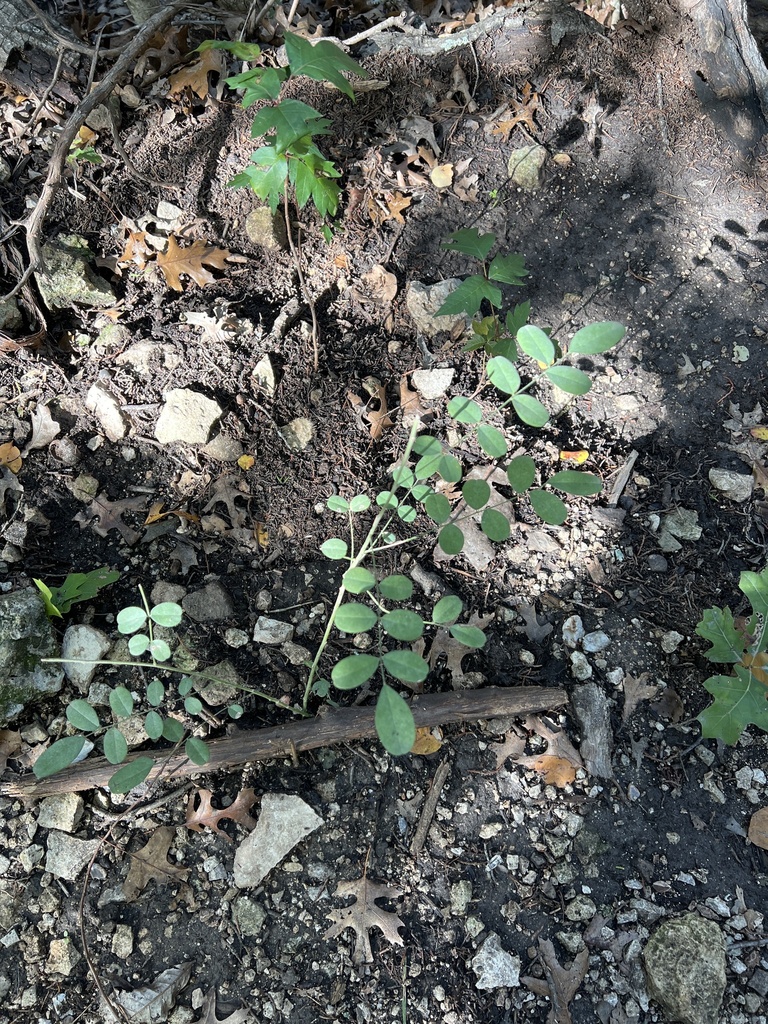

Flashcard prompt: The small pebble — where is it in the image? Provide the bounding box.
[562,614,585,648]
[583,630,610,653]
[569,650,592,680]
[647,554,668,571]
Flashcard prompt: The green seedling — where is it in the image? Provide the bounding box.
[34,568,120,619]
[696,566,768,743]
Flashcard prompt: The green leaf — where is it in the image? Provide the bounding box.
[251,99,331,149]
[449,625,487,649]
[432,595,463,624]
[438,524,464,554]
[109,686,134,718]
[382,649,429,685]
[424,493,451,523]
[397,504,417,523]
[376,490,398,507]
[375,684,416,756]
[284,31,367,99]
[184,696,203,716]
[507,455,536,492]
[549,470,602,496]
[442,228,496,260]
[379,575,414,601]
[488,252,528,285]
[529,489,568,525]
[327,495,349,512]
[321,538,349,560]
[197,39,263,60]
[233,67,288,105]
[33,579,62,619]
[740,569,768,653]
[349,494,371,512]
[511,394,549,427]
[436,276,502,317]
[463,479,491,509]
[150,602,183,627]
[476,424,508,459]
[438,454,462,483]
[392,465,415,490]
[178,676,194,696]
[144,711,163,739]
[67,699,100,732]
[332,653,380,689]
[506,301,531,336]
[569,321,625,355]
[185,737,210,766]
[148,638,172,663]
[108,757,154,794]
[228,704,244,719]
[162,718,185,743]
[147,679,165,707]
[698,665,768,744]
[413,435,442,457]
[545,365,592,395]
[335,602,377,633]
[411,484,433,503]
[448,397,483,423]
[517,324,556,366]
[487,356,521,396]
[343,567,376,594]
[117,606,147,635]
[481,507,511,542]
[37,568,120,617]
[381,609,425,642]
[696,606,745,663]
[33,736,86,779]
[103,728,128,765]
[128,634,150,657]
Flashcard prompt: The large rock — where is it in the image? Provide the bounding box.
[643,913,726,1024]
[0,589,64,724]
[35,235,115,310]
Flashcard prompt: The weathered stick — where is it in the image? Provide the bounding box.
[1,686,567,800]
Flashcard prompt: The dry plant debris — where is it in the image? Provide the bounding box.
[156,236,231,291]
[324,877,406,963]
[186,787,258,839]
[122,826,190,901]
[493,714,583,787]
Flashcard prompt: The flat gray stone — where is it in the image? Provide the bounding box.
[45,832,100,881]
[233,794,323,888]
[35,235,115,310]
[85,384,128,442]
[643,913,726,1024]
[471,932,520,990]
[182,582,234,623]
[38,793,84,833]
[583,630,610,653]
[61,624,109,690]
[0,588,64,724]
[233,896,268,936]
[154,388,222,445]
[709,467,753,502]
[252,616,294,644]
[406,280,472,339]
[279,417,314,452]
[246,207,288,250]
[201,433,243,462]
[411,368,455,400]
[508,145,547,190]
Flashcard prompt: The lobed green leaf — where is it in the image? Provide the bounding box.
[442,228,495,261]
[284,31,367,99]
[488,252,528,286]
[696,606,745,664]
[435,276,502,318]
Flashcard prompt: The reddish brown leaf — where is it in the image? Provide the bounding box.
[186,787,258,840]
[0,443,22,474]
[157,236,230,292]
[168,47,224,101]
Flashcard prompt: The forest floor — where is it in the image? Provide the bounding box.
[1,1,768,1023]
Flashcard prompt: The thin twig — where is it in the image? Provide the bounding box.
[1,0,188,303]
[24,0,99,57]
[409,757,451,858]
[30,47,66,126]
[283,189,320,370]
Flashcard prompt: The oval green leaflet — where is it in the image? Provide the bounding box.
[511,394,549,427]
[449,625,487,649]
[185,737,210,766]
[321,538,348,560]
[147,679,165,706]
[382,649,429,685]
[32,736,87,779]
[103,727,128,765]
[335,602,377,634]
[378,574,414,601]
[128,633,150,657]
[150,602,183,627]
[548,470,602,496]
[507,455,536,492]
[144,710,163,739]
[463,479,491,509]
[381,609,425,642]
[327,495,349,512]
[108,756,154,794]
[343,567,376,594]
[569,321,625,355]
[481,507,510,542]
[425,493,451,524]
[375,684,416,756]
[432,595,463,624]
[332,653,380,689]
[66,699,100,733]
[476,424,508,459]
[109,686,134,718]
[448,396,483,423]
[348,494,371,512]
[162,718,185,743]
[544,365,592,395]
[517,324,555,367]
[438,523,464,554]
[487,356,521,395]
[529,489,568,525]
[117,605,147,634]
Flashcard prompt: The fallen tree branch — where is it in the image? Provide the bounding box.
[1,0,188,303]
[1,686,567,800]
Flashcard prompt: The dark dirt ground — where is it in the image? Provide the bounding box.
[2,1,768,1022]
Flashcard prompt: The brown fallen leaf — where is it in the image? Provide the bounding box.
[410,727,442,755]
[348,381,394,441]
[203,473,250,528]
[522,938,588,1024]
[0,729,22,772]
[324,877,405,963]
[748,807,768,850]
[753,461,768,493]
[622,671,660,724]
[368,191,411,226]
[118,228,152,269]
[399,374,433,428]
[425,611,494,688]
[186,787,258,840]
[0,442,22,473]
[195,988,254,1024]
[157,235,231,292]
[123,827,189,901]
[493,715,583,787]
[74,493,145,545]
[491,82,541,141]
[21,404,60,456]
[144,501,200,526]
[359,264,398,304]
[168,47,224,101]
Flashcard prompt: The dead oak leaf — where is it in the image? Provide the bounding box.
[186,787,258,840]
[399,374,433,428]
[123,826,189,901]
[0,729,22,772]
[74,492,145,545]
[195,988,254,1024]
[157,235,231,292]
[324,878,405,963]
[493,715,583,787]
[21,404,60,457]
[522,938,588,1024]
[203,473,250,528]
[168,47,224,101]
[621,671,659,723]
[348,380,394,441]
[491,82,541,141]
[426,611,493,688]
